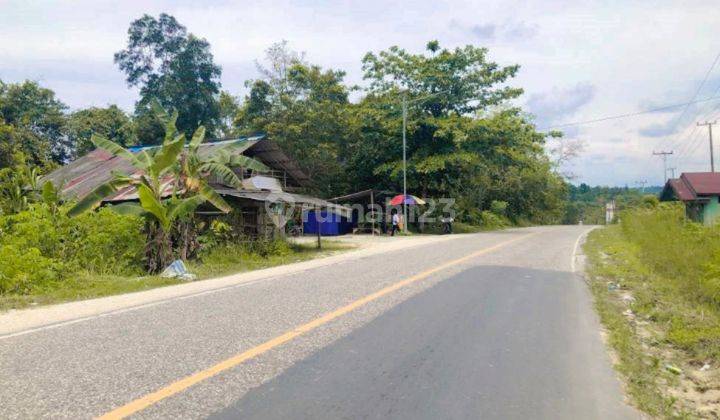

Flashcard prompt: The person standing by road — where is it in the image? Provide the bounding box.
[390,209,400,236]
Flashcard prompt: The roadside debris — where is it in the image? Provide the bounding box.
[622,309,635,320]
[665,364,683,375]
[620,293,635,303]
[700,363,711,372]
[160,260,196,281]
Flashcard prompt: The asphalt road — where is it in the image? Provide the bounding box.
[0,226,638,419]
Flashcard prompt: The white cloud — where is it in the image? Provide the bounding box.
[1,0,719,186]
[526,82,595,127]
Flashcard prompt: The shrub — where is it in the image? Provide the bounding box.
[69,207,145,274]
[251,237,292,258]
[0,245,62,294]
[490,200,508,216]
[480,211,509,229]
[641,194,659,208]
[0,203,145,295]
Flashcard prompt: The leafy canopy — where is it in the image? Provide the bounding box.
[362,41,523,116]
[115,13,223,142]
[66,105,137,158]
[0,80,68,165]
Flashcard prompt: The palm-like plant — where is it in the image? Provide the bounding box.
[172,126,267,259]
[68,109,268,272]
[0,165,41,215]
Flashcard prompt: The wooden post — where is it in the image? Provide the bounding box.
[316,207,322,250]
[370,190,376,236]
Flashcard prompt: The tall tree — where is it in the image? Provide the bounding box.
[66,105,136,158]
[351,42,524,196]
[361,40,523,116]
[114,14,222,143]
[0,80,68,165]
[235,42,352,196]
[217,91,240,139]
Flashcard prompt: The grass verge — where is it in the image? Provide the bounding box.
[0,240,352,312]
[584,225,719,419]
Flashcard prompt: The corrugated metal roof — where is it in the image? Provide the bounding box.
[215,188,351,216]
[680,172,720,195]
[43,136,310,201]
[661,172,720,202]
[668,178,695,201]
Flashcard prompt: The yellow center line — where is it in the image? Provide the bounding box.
[97,231,536,419]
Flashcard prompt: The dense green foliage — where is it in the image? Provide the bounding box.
[563,183,662,224]
[236,41,569,222]
[0,80,68,167]
[1,17,573,227]
[66,105,137,157]
[0,204,145,294]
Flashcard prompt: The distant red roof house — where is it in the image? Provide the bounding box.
[660,172,720,225]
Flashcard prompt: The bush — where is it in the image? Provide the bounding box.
[641,194,659,208]
[69,207,146,274]
[0,245,62,294]
[479,210,509,229]
[0,204,145,295]
[490,200,508,217]
[249,237,292,258]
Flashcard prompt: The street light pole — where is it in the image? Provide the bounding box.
[398,89,450,234]
[402,95,408,233]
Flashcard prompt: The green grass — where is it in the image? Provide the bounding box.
[585,227,686,418]
[584,205,720,418]
[188,240,350,279]
[0,240,352,312]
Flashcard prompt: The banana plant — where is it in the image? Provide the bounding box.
[175,126,268,212]
[68,105,269,270]
[67,128,195,272]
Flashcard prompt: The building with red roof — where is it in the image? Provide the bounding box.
[660,172,720,225]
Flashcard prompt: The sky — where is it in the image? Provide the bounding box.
[1,0,719,187]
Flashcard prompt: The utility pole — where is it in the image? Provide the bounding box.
[402,95,408,233]
[667,167,676,179]
[653,151,673,183]
[635,180,647,193]
[698,120,718,172]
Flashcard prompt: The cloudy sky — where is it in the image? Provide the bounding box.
[1,0,719,186]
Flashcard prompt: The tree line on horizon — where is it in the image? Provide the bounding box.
[0,12,582,225]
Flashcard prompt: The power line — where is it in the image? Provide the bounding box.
[671,82,720,159]
[676,81,720,160]
[676,107,720,162]
[663,50,720,151]
[653,150,673,183]
[674,103,720,160]
[540,96,720,130]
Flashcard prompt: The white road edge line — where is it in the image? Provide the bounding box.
[0,233,467,341]
[571,226,597,273]
[0,276,275,341]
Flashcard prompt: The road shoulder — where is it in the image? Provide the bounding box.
[0,234,459,338]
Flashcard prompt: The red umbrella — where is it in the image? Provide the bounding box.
[389,194,426,206]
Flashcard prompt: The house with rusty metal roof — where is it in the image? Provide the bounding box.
[43,135,349,237]
[660,172,720,225]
